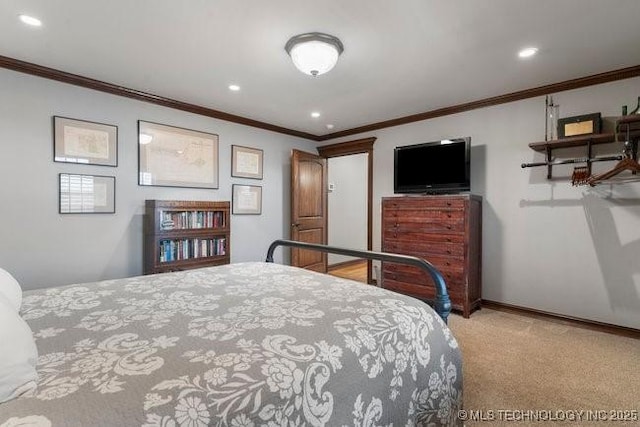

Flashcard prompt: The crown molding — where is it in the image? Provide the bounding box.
[317,64,640,141]
[2,55,639,143]
[0,55,319,141]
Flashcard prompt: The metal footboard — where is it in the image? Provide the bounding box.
[265,239,452,323]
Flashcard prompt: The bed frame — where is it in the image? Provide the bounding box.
[265,239,452,323]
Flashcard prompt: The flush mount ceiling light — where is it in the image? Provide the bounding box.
[285,32,344,77]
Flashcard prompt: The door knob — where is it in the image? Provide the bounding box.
[291,223,300,227]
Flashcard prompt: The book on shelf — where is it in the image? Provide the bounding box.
[159,210,225,230]
[158,237,226,263]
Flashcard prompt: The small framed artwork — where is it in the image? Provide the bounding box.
[557,113,602,138]
[59,173,116,214]
[232,184,262,215]
[231,145,263,179]
[53,116,118,166]
[138,120,219,189]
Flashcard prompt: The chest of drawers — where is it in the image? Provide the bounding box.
[381,195,482,317]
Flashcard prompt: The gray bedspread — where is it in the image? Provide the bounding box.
[0,262,462,426]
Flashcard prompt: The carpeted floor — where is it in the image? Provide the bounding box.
[447,308,640,426]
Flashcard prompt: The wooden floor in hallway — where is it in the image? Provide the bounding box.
[327,259,368,283]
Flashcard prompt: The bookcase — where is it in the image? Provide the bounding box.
[144,200,230,274]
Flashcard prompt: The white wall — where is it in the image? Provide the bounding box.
[323,77,640,329]
[327,153,368,264]
[0,68,317,290]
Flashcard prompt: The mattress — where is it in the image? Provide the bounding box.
[0,262,462,426]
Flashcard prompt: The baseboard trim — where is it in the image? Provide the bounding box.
[327,259,367,271]
[481,300,640,339]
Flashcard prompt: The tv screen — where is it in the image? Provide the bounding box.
[394,137,470,194]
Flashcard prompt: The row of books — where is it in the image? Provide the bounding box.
[160,210,225,230]
[159,237,226,263]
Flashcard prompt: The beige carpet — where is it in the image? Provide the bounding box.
[447,308,640,426]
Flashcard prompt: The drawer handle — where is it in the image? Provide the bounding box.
[447,238,452,242]
[446,225,452,229]
[446,250,451,254]
[446,262,451,266]
[446,202,452,206]
[447,214,452,218]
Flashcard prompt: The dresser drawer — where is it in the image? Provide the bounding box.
[383,279,465,310]
[383,217,465,233]
[383,197,466,210]
[382,230,465,245]
[384,208,465,222]
[383,264,465,289]
[383,253,465,274]
[383,238,465,258]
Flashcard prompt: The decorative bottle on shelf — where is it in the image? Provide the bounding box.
[545,95,559,140]
[629,96,640,115]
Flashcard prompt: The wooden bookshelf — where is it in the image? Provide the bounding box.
[144,200,230,274]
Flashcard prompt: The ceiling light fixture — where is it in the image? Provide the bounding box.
[311,112,321,118]
[285,32,344,77]
[326,124,335,130]
[228,84,240,91]
[19,14,42,27]
[518,47,538,59]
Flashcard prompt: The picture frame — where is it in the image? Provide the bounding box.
[59,173,115,214]
[53,116,118,166]
[557,113,602,138]
[231,145,264,179]
[138,120,219,189]
[232,184,262,215]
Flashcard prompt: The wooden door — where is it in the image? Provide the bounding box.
[290,149,327,272]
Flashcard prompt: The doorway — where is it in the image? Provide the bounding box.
[317,137,375,284]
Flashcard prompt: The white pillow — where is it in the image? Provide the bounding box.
[0,292,38,403]
[0,268,22,313]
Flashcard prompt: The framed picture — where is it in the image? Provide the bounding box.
[232,184,262,215]
[557,113,602,138]
[54,116,118,166]
[138,121,219,189]
[231,145,263,179]
[59,173,115,214]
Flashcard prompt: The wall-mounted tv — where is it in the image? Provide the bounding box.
[394,137,470,194]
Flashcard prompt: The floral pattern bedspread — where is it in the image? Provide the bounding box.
[0,262,462,427]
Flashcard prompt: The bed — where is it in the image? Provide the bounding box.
[0,242,462,426]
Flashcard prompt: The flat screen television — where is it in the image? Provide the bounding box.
[394,137,470,194]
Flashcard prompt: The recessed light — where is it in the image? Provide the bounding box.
[326,124,334,130]
[228,84,240,91]
[311,112,321,118]
[518,47,538,59]
[19,14,42,27]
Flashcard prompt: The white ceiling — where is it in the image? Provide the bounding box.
[2,0,640,138]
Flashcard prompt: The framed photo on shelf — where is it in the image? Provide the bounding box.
[138,120,219,189]
[232,184,262,215]
[231,145,263,179]
[53,116,118,166]
[59,173,115,214]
